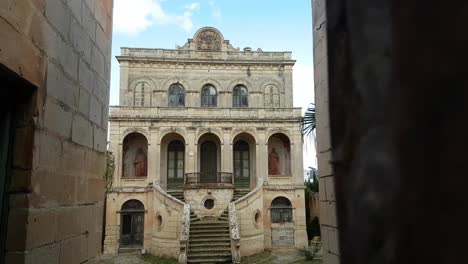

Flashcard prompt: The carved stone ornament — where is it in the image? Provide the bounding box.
[196,29,222,51]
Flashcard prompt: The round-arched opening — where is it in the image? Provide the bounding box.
[168,83,185,107]
[270,196,293,223]
[156,214,163,228]
[267,133,291,176]
[232,132,257,189]
[233,85,248,107]
[122,132,148,178]
[198,133,222,183]
[120,200,145,247]
[254,210,262,228]
[201,84,217,107]
[160,132,186,190]
[204,198,215,210]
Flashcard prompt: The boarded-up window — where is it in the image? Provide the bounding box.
[264,85,280,108]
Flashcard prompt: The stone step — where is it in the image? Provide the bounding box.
[188,247,231,253]
[187,258,232,264]
[191,224,228,228]
[188,242,231,247]
[190,229,230,235]
[191,221,228,226]
[189,237,231,242]
[188,252,232,258]
[189,233,230,239]
[190,225,229,230]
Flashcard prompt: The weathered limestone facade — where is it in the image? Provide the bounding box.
[0,0,113,263]
[103,27,307,258]
[313,0,340,263]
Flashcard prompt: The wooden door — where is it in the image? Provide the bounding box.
[200,141,217,183]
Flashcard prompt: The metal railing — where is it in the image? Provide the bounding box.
[184,172,234,185]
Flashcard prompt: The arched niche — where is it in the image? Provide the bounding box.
[122,132,148,178]
[267,133,291,176]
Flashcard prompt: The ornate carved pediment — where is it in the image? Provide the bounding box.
[195,28,222,51]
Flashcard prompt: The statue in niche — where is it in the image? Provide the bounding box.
[134,148,147,177]
[268,148,281,175]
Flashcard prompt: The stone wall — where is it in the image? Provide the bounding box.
[312,0,340,263]
[235,185,264,256]
[0,0,113,263]
[263,188,308,250]
[184,188,234,218]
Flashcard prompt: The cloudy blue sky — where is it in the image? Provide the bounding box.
[111,0,317,172]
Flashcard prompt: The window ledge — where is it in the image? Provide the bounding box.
[268,175,292,179]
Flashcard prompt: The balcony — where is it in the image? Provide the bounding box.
[184,172,234,188]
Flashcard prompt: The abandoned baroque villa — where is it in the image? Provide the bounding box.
[103,27,307,262]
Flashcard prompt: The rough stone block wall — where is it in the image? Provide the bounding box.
[312,0,340,263]
[0,0,113,263]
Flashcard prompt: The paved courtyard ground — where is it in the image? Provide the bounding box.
[98,250,322,264]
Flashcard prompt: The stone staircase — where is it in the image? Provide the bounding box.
[187,210,232,263]
[166,190,185,202]
[232,189,250,202]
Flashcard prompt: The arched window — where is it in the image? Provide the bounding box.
[168,83,185,107]
[233,141,250,188]
[201,84,217,107]
[233,85,248,107]
[167,140,185,189]
[270,197,292,223]
[264,84,280,108]
[134,82,150,106]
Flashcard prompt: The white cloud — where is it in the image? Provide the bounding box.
[185,2,200,11]
[113,0,200,35]
[208,0,222,21]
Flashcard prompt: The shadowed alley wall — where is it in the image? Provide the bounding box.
[314,0,468,264]
[0,0,113,263]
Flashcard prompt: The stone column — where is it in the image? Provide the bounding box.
[119,61,129,105]
[221,128,232,173]
[148,127,159,184]
[186,127,197,173]
[256,128,268,184]
[291,128,304,185]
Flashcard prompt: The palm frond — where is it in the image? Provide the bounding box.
[302,104,316,137]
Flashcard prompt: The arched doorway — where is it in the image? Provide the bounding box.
[233,140,250,188]
[200,141,217,183]
[120,200,145,248]
[270,196,294,246]
[167,140,185,190]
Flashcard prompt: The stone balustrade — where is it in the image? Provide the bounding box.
[229,203,241,264]
[179,204,191,264]
[119,47,293,61]
[109,106,302,121]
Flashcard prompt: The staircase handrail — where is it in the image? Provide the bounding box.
[233,180,264,206]
[178,204,191,264]
[228,202,241,264]
[152,180,185,206]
